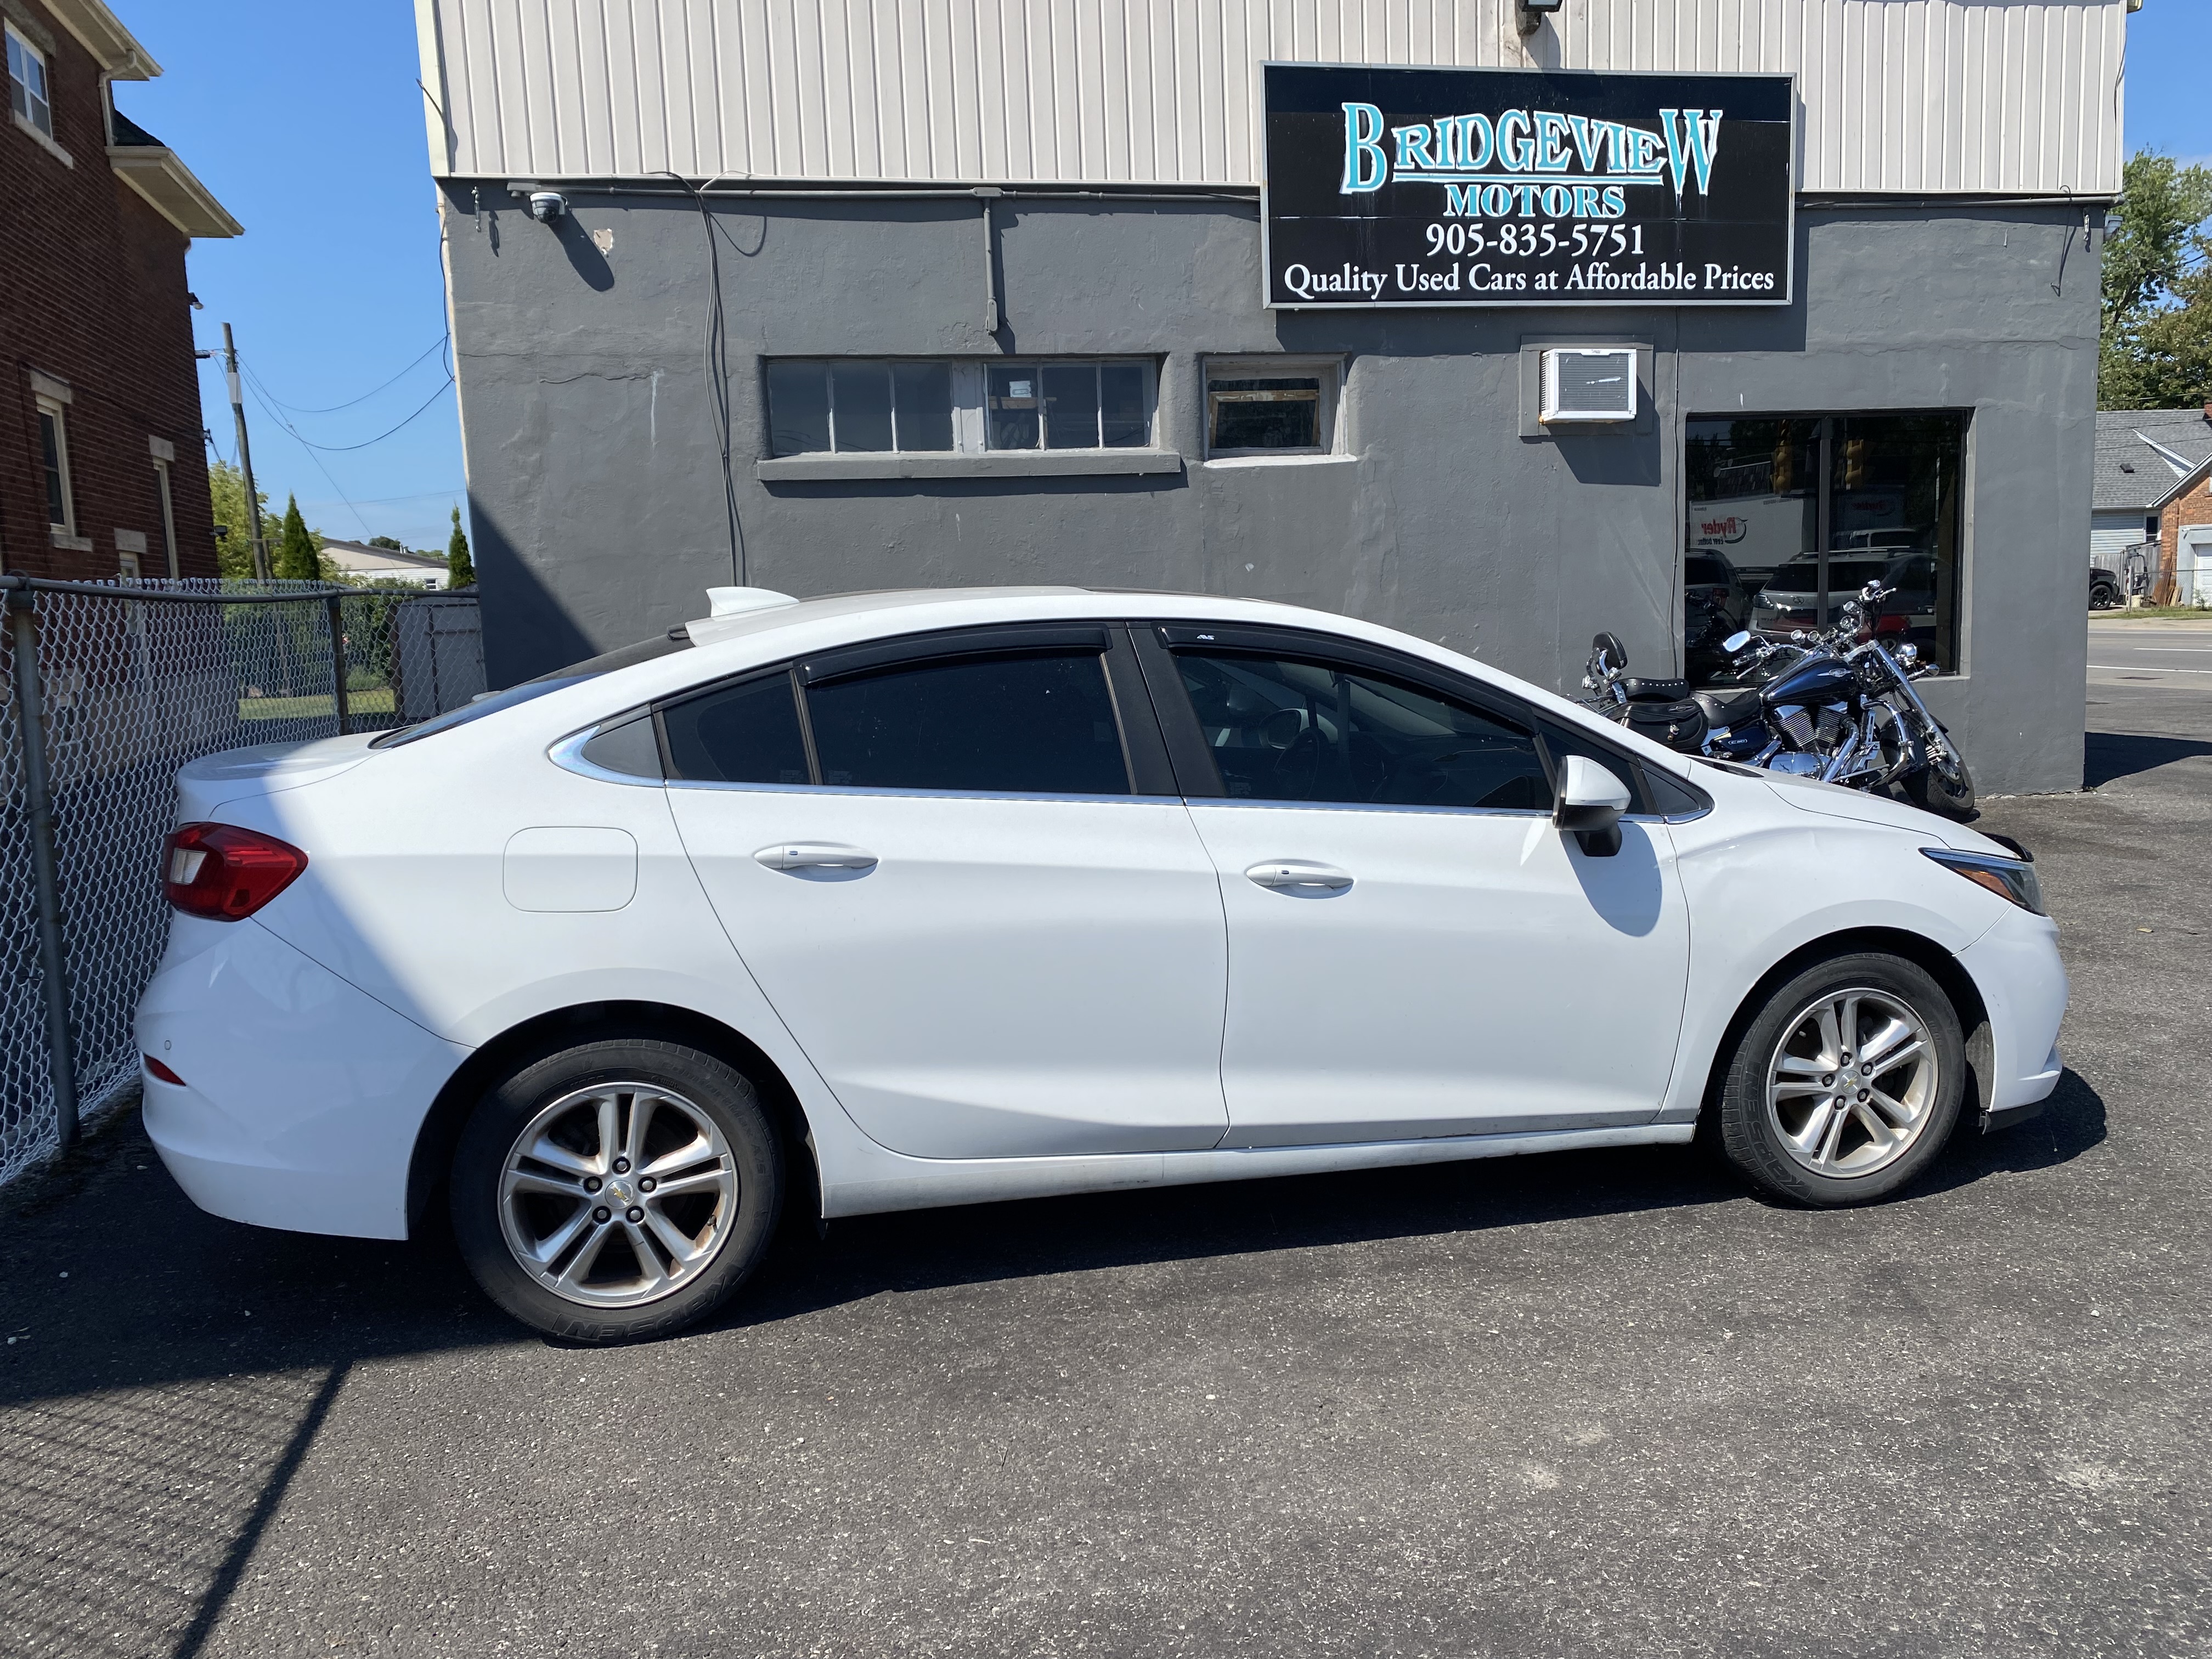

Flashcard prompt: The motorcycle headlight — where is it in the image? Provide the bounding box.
[1922,848,2045,915]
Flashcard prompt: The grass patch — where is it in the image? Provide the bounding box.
[2088,606,2212,622]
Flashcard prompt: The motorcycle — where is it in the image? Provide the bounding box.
[1581,582,1976,818]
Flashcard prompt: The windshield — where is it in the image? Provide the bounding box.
[370,629,693,748]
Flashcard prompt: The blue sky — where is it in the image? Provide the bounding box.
[125,3,459,552]
[124,2,2210,552]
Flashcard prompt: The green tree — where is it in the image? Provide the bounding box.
[274,494,321,582]
[367,534,406,551]
[447,504,476,588]
[207,460,268,579]
[2100,149,2212,410]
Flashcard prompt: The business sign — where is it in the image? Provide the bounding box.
[1261,64,1795,308]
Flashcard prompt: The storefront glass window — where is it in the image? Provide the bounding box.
[1684,411,1966,678]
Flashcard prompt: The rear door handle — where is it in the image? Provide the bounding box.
[1245,860,1353,893]
[755,843,879,872]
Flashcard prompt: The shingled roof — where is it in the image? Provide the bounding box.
[2096,408,2212,512]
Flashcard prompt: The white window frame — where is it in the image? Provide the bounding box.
[36,393,76,539]
[980,359,1158,454]
[6,22,67,162]
[766,358,1157,458]
[1203,357,1343,460]
[153,458,180,577]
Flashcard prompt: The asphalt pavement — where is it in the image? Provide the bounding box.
[2,647,2209,1658]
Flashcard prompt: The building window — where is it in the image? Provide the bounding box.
[985,362,1151,451]
[36,398,74,535]
[764,358,1154,457]
[154,459,180,578]
[1205,359,1340,458]
[7,22,53,140]
[1685,411,1967,678]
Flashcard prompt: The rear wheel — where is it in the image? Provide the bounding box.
[450,1037,782,1342]
[1717,953,1964,1206]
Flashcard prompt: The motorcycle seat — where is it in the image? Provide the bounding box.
[1622,676,1690,702]
[1694,686,1764,729]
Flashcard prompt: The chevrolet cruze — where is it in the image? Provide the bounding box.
[138,588,2066,1341]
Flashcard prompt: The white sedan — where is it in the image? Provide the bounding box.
[138,588,2066,1342]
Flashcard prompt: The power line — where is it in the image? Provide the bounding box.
[246,334,450,415]
[240,370,376,539]
[241,353,455,453]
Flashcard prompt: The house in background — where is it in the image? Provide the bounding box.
[320,538,448,589]
[2092,407,2212,575]
[2,0,236,580]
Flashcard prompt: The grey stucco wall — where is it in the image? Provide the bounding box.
[439,184,2094,794]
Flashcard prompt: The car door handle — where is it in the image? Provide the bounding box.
[1245,860,1353,893]
[755,843,879,872]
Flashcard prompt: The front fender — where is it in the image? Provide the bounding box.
[1657,811,1993,1125]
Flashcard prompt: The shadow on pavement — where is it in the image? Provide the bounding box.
[2084,729,2212,789]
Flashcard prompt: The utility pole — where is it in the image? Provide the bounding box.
[215,323,270,580]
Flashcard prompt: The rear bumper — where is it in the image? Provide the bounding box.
[135,921,469,1240]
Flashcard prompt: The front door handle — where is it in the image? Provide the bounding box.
[1245,860,1353,893]
[755,843,879,872]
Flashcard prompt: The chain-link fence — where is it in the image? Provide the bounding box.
[0,577,486,1187]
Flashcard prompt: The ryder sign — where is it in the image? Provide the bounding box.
[1262,64,1794,308]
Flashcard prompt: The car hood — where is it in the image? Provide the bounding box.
[1757,770,1996,850]
[176,733,380,819]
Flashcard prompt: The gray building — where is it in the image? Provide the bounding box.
[416,0,2126,795]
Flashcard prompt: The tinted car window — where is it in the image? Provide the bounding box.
[1176,651,1549,810]
[662,672,811,785]
[805,651,1128,794]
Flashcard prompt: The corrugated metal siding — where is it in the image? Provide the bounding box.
[415,0,2124,195]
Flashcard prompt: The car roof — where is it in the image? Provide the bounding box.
[455,585,1696,777]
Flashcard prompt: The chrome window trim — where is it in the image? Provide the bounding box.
[663,778,1150,807]
[548,724,664,788]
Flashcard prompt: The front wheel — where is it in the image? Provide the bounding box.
[1716,953,1965,1206]
[1904,738,1975,818]
[450,1036,783,1342]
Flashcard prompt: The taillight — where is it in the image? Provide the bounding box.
[162,822,308,921]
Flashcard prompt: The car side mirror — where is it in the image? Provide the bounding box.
[1554,755,1630,857]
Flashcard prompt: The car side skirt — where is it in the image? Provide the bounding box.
[819,1122,1696,1220]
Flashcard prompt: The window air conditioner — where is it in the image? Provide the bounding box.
[1541,348,1638,423]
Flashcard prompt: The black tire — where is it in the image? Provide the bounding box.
[1717,952,1965,1207]
[1904,742,1976,819]
[2090,580,2120,612]
[450,1036,783,1343]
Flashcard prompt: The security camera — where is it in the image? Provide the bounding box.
[1516,0,1562,31]
[527,190,567,224]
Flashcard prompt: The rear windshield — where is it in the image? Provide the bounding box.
[370,629,693,748]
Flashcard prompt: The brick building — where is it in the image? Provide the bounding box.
[2145,417,2212,606]
[2,0,236,582]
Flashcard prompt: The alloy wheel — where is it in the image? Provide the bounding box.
[496,1082,738,1307]
[1764,988,1940,1178]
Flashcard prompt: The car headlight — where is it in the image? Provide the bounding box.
[1922,848,2045,915]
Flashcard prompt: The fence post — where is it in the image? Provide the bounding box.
[5,587,79,1150]
[324,592,351,736]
